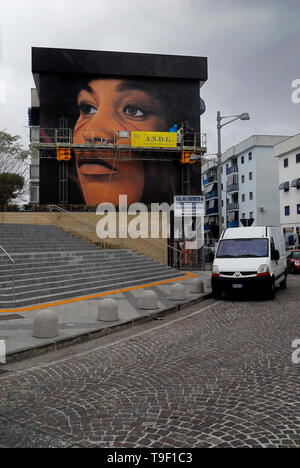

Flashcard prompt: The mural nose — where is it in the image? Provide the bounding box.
[83,112,116,143]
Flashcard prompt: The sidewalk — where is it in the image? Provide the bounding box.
[0,271,212,363]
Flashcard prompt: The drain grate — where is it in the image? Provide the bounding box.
[0,314,24,321]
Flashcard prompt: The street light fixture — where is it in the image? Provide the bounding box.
[217,111,251,238]
[189,154,201,161]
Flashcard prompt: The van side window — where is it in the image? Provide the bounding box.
[270,238,276,256]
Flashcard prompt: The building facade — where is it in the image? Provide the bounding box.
[203,135,289,244]
[29,47,208,207]
[274,133,300,248]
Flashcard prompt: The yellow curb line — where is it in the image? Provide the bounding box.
[0,272,199,314]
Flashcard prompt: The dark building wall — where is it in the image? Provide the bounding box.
[33,48,207,206]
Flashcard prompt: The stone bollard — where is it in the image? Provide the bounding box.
[98,299,120,322]
[138,290,159,310]
[170,283,186,301]
[33,310,59,339]
[207,277,212,289]
[190,278,204,294]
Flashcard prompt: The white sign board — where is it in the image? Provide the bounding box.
[174,196,206,218]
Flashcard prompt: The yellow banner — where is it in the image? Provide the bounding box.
[131,132,178,148]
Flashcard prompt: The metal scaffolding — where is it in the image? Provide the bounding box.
[31,127,207,201]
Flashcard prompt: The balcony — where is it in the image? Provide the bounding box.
[227,184,239,193]
[203,175,217,187]
[227,203,239,212]
[207,207,219,215]
[227,220,239,228]
[226,165,239,175]
[207,191,218,200]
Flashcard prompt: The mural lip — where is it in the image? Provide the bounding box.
[77,157,119,176]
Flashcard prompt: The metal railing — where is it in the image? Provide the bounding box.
[226,165,239,175]
[227,203,239,211]
[0,244,16,301]
[49,205,183,267]
[119,233,168,265]
[49,205,106,249]
[31,128,207,152]
[120,234,183,267]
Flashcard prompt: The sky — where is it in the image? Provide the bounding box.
[0,0,299,155]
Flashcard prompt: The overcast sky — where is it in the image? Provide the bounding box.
[0,0,299,154]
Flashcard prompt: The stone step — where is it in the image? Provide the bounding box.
[0,249,135,262]
[0,223,173,308]
[0,265,177,296]
[0,257,155,277]
[0,261,165,287]
[0,271,182,306]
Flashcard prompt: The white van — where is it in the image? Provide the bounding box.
[211,226,287,300]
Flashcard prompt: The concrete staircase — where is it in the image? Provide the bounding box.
[0,224,182,308]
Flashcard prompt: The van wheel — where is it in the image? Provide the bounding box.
[267,280,276,300]
[280,273,287,289]
[212,288,222,300]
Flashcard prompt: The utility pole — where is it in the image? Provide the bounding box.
[217,112,223,239]
[216,111,251,239]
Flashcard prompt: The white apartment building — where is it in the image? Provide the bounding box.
[203,135,289,243]
[274,133,300,248]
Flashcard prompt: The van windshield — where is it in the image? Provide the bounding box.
[217,239,269,258]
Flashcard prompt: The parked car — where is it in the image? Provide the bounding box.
[287,249,300,273]
[211,226,287,300]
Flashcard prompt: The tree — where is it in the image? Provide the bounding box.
[0,130,32,204]
[0,173,24,207]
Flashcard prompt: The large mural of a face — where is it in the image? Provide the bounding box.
[39,73,202,206]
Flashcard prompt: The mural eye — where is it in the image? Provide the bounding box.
[123,105,145,118]
[79,103,97,115]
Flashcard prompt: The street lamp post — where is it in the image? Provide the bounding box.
[217,112,250,238]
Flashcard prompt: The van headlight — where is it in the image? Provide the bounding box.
[212,265,220,278]
[257,265,270,277]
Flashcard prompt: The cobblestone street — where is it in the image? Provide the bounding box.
[0,275,299,448]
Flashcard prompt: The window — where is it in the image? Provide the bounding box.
[284,158,289,168]
[249,172,253,181]
[30,186,39,203]
[249,152,253,161]
[221,184,224,191]
[285,206,290,216]
[221,167,223,174]
[249,192,253,201]
[30,165,39,179]
[242,213,246,219]
[241,156,245,164]
[250,212,254,219]
[241,175,245,183]
[270,238,276,257]
[242,194,245,202]
[297,204,300,215]
[296,153,300,163]
[217,239,268,258]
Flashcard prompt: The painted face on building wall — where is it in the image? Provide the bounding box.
[73,79,167,206]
